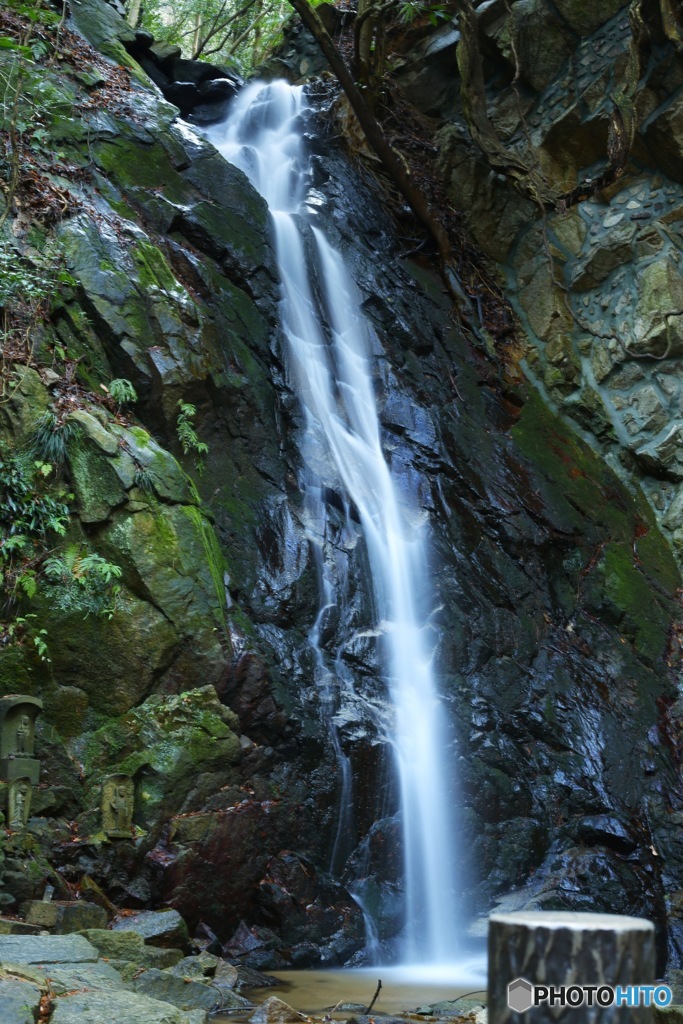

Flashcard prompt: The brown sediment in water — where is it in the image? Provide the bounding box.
[213,969,486,1024]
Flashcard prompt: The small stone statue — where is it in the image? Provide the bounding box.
[15,714,31,754]
[8,778,31,829]
[102,775,134,838]
[0,696,41,767]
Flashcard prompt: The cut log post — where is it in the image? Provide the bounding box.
[488,911,656,1024]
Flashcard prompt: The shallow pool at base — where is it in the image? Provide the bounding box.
[213,960,488,1023]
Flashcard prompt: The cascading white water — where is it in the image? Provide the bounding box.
[204,80,463,966]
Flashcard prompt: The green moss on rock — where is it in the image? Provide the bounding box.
[67,432,127,523]
[595,541,672,662]
[513,391,680,660]
[82,687,241,827]
[77,929,183,968]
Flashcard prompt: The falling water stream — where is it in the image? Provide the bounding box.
[204,81,476,974]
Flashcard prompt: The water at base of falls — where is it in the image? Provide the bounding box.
[204,79,472,970]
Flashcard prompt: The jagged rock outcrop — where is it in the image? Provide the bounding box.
[396,1,683,569]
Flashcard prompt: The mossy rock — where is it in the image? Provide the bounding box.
[495,0,577,92]
[92,138,197,207]
[42,684,91,740]
[588,541,672,662]
[0,647,39,698]
[111,425,198,506]
[42,590,179,716]
[98,501,226,635]
[0,367,50,448]
[77,929,183,968]
[67,431,127,523]
[553,0,624,34]
[511,390,680,661]
[82,687,241,826]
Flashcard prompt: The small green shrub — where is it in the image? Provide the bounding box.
[4,614,49,662]
[108,378,138,407]
[43,544,123,619]
[133,465,154,493]
[0,453,71,633]
[0,454,70,544]
[28,411,74,470]
[176,400,208,474]
[0,241,55,307]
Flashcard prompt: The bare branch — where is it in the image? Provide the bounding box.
[285,0,468,307]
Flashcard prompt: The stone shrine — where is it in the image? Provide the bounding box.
[0,696,42,786]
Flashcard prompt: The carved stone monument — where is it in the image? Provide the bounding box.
[101,774,134,838]
[0,696,42,785]
[8,778,32,830]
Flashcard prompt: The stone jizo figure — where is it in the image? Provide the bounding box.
[8,778,31,829]
[15,714,31,754]
[102,775,134,838]
[0,695,42,765]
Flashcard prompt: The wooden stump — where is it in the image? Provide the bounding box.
[488,911,657,1023]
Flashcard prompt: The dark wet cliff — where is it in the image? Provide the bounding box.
[0,0,681,973]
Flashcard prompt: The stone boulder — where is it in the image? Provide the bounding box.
[250,997,310,1024]
[50,989,207,1024]
[111,909,190,951]
[0,934,99,964]
[494,0,577,92]
[645,92,683,185]
[78,930,184,968]
[24,900,108,933]
[553,0,624,35]
[0,976,42,1024]
[131,969,222,1012]
[255,852,365,965]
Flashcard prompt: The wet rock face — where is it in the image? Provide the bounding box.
[2,0,681,969]
[427,2,683,569]
[291,134,681,967]
[125,34,242,124]
[254,852,365,965]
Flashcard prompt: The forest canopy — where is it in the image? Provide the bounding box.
[125,0,302,72]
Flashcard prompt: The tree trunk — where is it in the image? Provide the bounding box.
[285,0,468,307]
[192,12,203,59]
[355,0,374,83]
[488,911,656,1024]
[126,0,143,29]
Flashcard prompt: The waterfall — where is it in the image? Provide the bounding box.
[204,80,464,966]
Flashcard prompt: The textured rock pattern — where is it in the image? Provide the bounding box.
[433,4,683,566]
[0,0,680,972]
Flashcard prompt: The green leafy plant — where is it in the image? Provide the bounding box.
[133,464,155,493]
[397,0,448,24]
[0,454,71,614]
[28,411,74,470]
[0,454,70,544]
[0,240,74,383]
[176,399,208,474]
[0,241,55,307]
[4,614,50,661]
[43,544,123,619]
[107,378,138,409]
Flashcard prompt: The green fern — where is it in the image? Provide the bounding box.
[133,465,155,493]
[108,378,138,408]
[43,544,123,619]
[176,400,208,474]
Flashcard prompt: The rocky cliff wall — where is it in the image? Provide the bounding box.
[0,0,681,972]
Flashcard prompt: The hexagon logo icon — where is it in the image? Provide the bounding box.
[508,978,534,1013]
